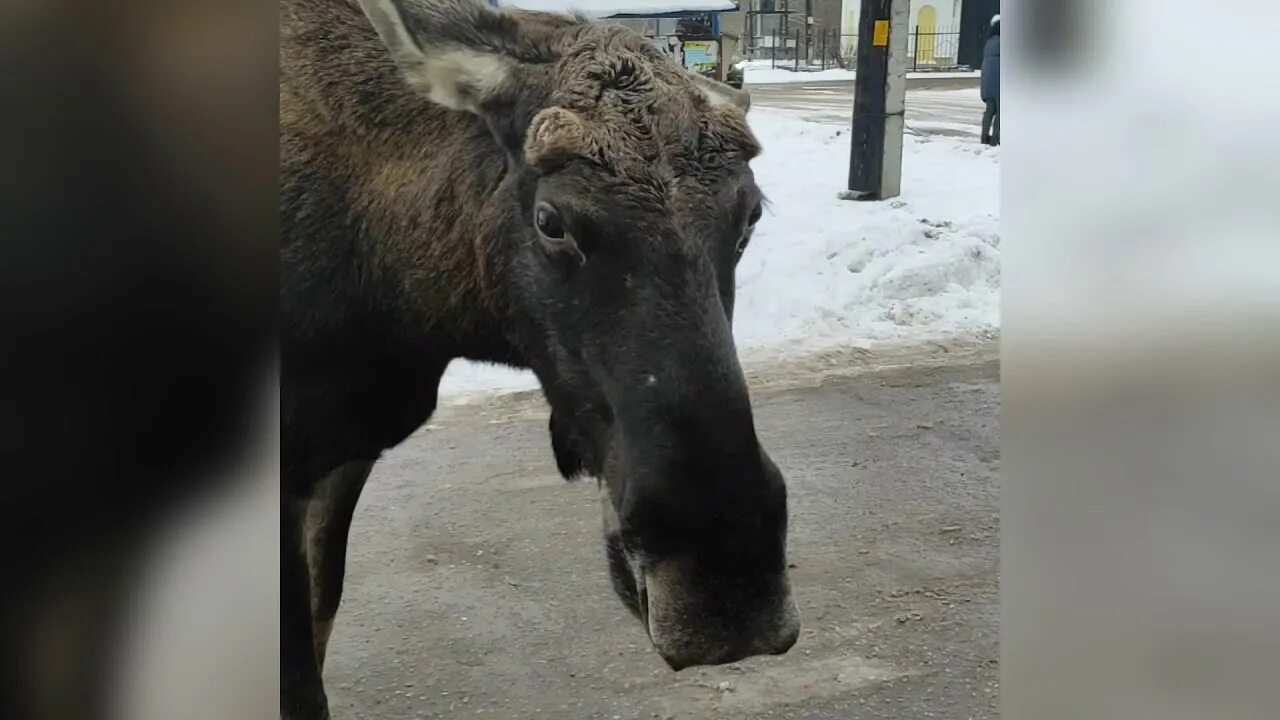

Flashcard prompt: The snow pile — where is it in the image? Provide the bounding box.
[743,60,978,85]
[440,360,541,397]
[497,0,737,16]
[440,106,999,398]
[733,109,999,360]
[743,60,856,85]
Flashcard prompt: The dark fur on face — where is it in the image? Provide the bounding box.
[282,0,795,672]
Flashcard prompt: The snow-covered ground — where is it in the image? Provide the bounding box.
[742,59,977,86]
[733,109,999,359]
[746,65,858,85]
[440,105,999,399]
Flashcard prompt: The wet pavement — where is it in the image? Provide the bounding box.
[325,355,1000,719]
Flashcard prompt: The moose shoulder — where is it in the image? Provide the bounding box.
[281,1,796,717]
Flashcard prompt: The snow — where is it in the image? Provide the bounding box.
[732,109,999,360]
[746,66,858,84]
[440,103,999,400]
[742,60,978,85]
[440,360,542,397]
[497,0,737,17]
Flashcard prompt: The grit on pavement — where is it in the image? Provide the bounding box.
[748,80,986,139]
[324,349,1000,719]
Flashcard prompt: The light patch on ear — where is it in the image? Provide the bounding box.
[524,106,592,168]
[688,72,752,112]
[402,46,513,112]
[355,0,513,113]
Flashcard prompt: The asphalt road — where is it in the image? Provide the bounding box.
[749,80,986,138]
[324,354,1000,719]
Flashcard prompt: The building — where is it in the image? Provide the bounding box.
[836,0,955,67]
[497,1,745,80]
[738,1,837,62]
[840,0,999,69]
[734,0,997,70]
[955,0,999,69]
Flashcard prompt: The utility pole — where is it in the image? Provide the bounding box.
[804,0,813,64]
[844,0,909,200]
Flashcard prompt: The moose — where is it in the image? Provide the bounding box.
[281,0,800,716]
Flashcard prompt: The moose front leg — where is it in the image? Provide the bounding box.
[282,495,328,720]
[305,460,374,667]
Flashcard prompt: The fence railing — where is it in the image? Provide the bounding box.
[759,25,970,73]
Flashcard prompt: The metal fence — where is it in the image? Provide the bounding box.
[765,25,969,73]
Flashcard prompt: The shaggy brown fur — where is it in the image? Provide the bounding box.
[281,0,756,340]
[281,3,782,717]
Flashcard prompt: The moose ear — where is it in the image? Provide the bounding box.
[687,72,752,112]
[354,0,521,113]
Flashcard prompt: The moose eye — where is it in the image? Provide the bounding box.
[746,201,763,229]
[535,202,566,240]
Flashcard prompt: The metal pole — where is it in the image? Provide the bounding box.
[779,1,787,48]
[804,0,813,66]
[913,25,919,72]
[845,0,908,200]
[794,28,800,71]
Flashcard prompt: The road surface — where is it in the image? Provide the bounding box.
[749,80,986,139]
[325,352,1000,719]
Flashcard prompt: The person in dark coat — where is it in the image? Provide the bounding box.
[981,15,1000,146]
